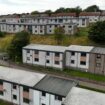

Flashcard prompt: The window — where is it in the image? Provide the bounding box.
[80,61,86,65]
[42,92,46,97]
[71,60,75,64]
[34,58,39,62]
[46,52,50,56]
[35,26,37,28]
[40,30,43,33]
[59,19,63,23]
[96,63,101,67]
[40,26,42,29]
[71,52,75,56]
[55,95,62,101]
[27,50,30,53]
[34,50,39,54]
[97,54,101,59]
[0,80,3,85]
[23,98,30,104]
[68,26,72,28]
[13,95,17,100]
[35,30,37,33]
[62,25,65,28]
[46,60,50,64]
[23,86,29,92]
[55,19,57,22]
[49,25,52,28]
[13,84,17,89]
[55,53,60,57]
[27,57,30,61]
[55,61,60,65]
[81,52,86,57]
[55,25,57,27]
[49,30,52,32]
[0,91,3,96]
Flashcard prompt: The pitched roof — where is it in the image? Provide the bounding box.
[66,45,94,53]
[23,44,67,53]
[91,47,105,54]
[34,75,77,97]
[79,12,100,16]
[0,66,45,87]
[51,13,76,17]
[63,87,105,105]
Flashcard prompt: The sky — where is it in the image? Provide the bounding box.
[0,0,105,15]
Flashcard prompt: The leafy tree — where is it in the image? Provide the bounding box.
[54,27,65,45]
[55,6,82,16]
[0,31,6,37]
[55,7,65,13]
[44,10,52,16]
[88,21,105,43]
[84,5,101,12]
[7,31,30,62]
[31,11,39,15]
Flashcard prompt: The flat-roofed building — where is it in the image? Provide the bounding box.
[23,44,67,69]
[89,47,105,75]
[66,45,94,71]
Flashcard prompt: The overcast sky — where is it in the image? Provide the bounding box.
[0,0,105,15]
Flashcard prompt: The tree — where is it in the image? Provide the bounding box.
[7,31,30,62]
[55,7,65,13]
[44,10,52,16]
[84,5,101,12]
[31,11,39,15]
[54,7,82,16]
[88,21,105,43]
[0,31,6,37]
[54,27,65,45]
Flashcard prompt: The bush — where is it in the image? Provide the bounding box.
[88,21,105,43]
[0,31,6,37]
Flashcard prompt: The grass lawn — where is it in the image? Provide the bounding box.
[20,63,105,83]
[64,69,105,83]
[0,100,13,105]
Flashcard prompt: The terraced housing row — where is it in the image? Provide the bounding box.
[23,44,105,75]
[0,12,105,35]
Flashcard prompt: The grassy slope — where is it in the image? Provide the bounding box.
[0,28,95,51]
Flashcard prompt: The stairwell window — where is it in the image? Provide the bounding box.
[55,53,60,57]
[81,52,86,57]
[13,84,17,89]
[55,95,62,101]
[71,52,75,56]
[42,92,46,97]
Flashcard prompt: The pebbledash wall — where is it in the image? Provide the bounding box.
[0,66,76,105]
[23,44,105,75]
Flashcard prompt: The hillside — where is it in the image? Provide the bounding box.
[0,28,94,51]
